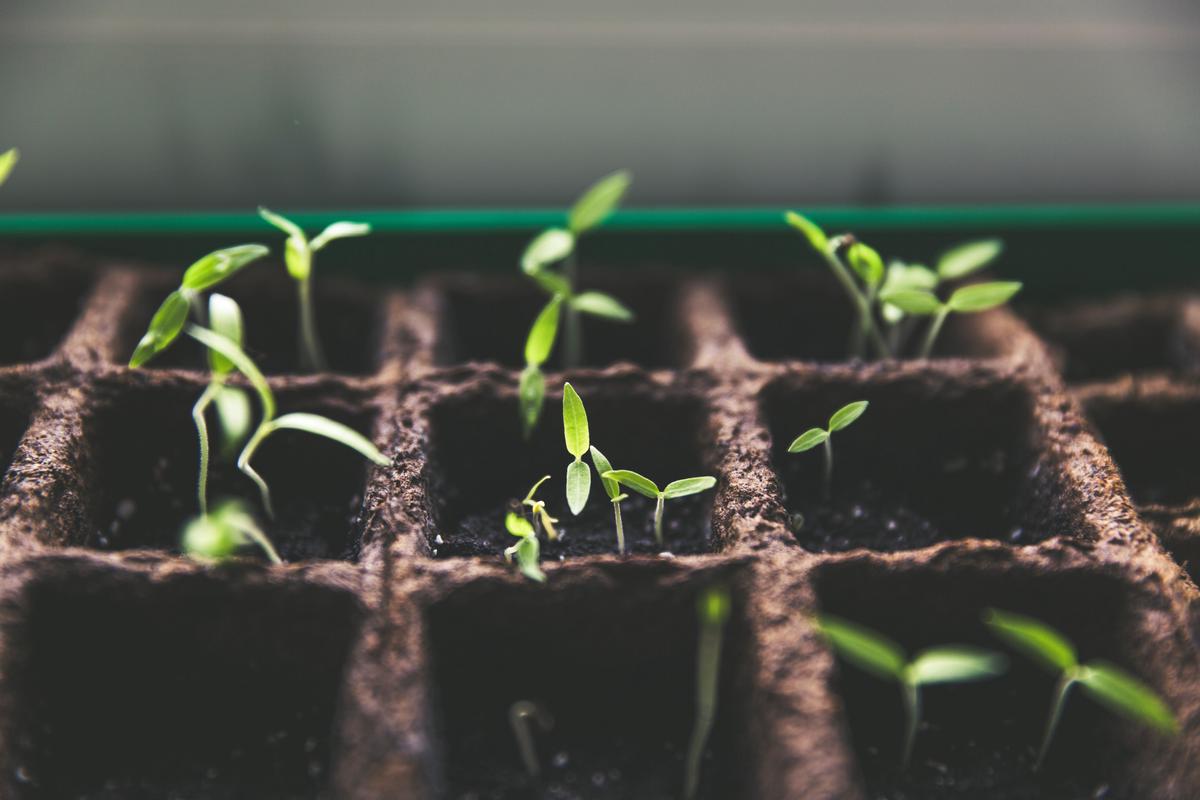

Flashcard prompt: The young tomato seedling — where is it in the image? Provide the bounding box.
[881,280,1022,359]
[588,446,629,554]
[984,608,1177,770]
[601,470,717,548]
[182,498,281,565]
[509,700,553,777]
[0,148,18,187]
[684,583,732,800]
[816,614,1007,768]
[521,475,560,542]
[504,512,546,583]
[562,383,592,515]
[788,401,868,500]
[259,208,371,372]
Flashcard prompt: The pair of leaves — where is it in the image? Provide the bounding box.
[182,499,281,565]
[0,148,18,187]
[259,207,370,281]
[602,470,717,501]
[788,401,868,453]
[563,383,591,515]
[504,511,546,583]
[882,281,1022,317]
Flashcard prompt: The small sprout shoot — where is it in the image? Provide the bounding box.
[509,700,553,778]
[684,583,732,800]
[881,281,1022,359]
[504,512,546,583]
[259,207,371,372]
[182,499,281,565]
[788,400,868,500]
[589,445,628,554]
[0,148,18,187]
[937,239,1004,282]
[984,608,1177,770]
[601,470,717,548]
[816,614,1007,768]
[519,295,563,437]
[562,383,591,515]
[521,475,560,541]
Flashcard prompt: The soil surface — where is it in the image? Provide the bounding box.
[0,257,93,365]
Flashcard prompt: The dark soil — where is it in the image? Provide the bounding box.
[0,383,32,481]
[0,264,93,365]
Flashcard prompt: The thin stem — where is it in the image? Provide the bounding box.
[822,436,834,500]
[563,252,582,369]
[848,283,878,360]
[820,246,891,360]
[509,701,552,778]
[613,499,626,555]
[238,424,275,519]
[654,494,665,547]
[297,277,328,372]
[919,307,951,360]
[1035,673,1076,771]
[901,679,921,769]
[192,383,221,516]
[684,607,727,799]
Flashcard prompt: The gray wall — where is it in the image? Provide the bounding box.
[3,0,1200,210]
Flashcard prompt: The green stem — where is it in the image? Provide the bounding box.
[563,252,582,369]
[683,606,727,799]
[820,246,890,360]
[822,436,834,501]
[1035,673,1076,771]
[654,494,665,547]
[192,382,221,516]
[901,679,921,769]
[613,499,626,555]
[238,423,276,519]
[920,307,951,359]
[298,277,327,372]
[509,701,550,778]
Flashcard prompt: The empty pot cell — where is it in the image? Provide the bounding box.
[1,563,361,799]
[82,382,378,561]
[424,381,716,558]
[119,272,382,376]
[427,569,752,799]
[729,272,1012,364]
[815,560,1170,798]
[0,264,92,365]
[763,372,1066,552]
[432,276,684,369]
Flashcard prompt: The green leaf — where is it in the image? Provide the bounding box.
[130,289,191,367]
[848,243,884,287]
[0,148,18,187]
[185,324,276,421]
[525,296,563,366]
[602,469,660,499]
[788,428,829,453]
[883,262,938,294]
[268,412,389,466]
[947,281,1022,313]
[566,459,591,515]
[568,170,631,234]
[283,235,312,281]
[784,211,828,252]
[519,364,546,438]
[506,511,536,538]
[181,244,270,291]
[984,609,1077,673]
[521,228,575,275]
[816,614,906,681]
[523,475,552,504]
[213,386,253,453]
[938,239,1003,281]
[1078,662,1177,734]
[182,511,239,562]
[828,401,869,432]
[879,289,942,315]
[310,221,371,251]
[207,293,244,376]
[570,292,634,322]
[562,382,589,458]
[663,476,717,499]
[589,446,620,500]
[908,647,1007,686]
[258,206,305,240]
[514,535,546,582]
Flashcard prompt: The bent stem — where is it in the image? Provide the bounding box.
[919,307,951,359]
[238,425,275,519]
[297,277,327,372]
[1036,672,1076,771]
[654,494,665,546]
[683,590,730,800]
[820,245,890,360]
[901,679,921,769]
[192,383,221,516]
[822,437,834,500]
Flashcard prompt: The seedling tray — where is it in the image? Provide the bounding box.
[0,205,1198,799]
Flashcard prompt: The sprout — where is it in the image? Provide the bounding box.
[816,614,1007,768]
[182,498,281,565]
[509,700,553,778]
[684,584,732,800]
[504,512,546,583]
[881,280,1022,359]
[259,207,371,372]
[562,383,592,515]
[984,609,1177,770]
[601,470,717,548]
[589,445,629,555]
[521,475,560,542]
[788,401,868,500]
[0,148,18,187]
[519,295,563,438]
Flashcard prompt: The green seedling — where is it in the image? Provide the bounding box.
[589,446,629,554]
[0,148,18,187]
[505,512,546,583]
[259,207,371,372]
[684,584,732,800]
[817,614,1007,768]
[788,401,868,500]
[881,280,1022,359]
[520,295,563,437]
[601,470,717,547]
[521,475,560,541]
[182,498,281,565]
[509,700,553,777]
[562,383,592,515]
[984,609,1177,770]
[185,324,389,518]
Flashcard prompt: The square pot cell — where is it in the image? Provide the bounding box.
[119,272,383,376]
[815,560,1169,798]
[1,564,361,799]
[426,571,752,799]
[0,264,93,365]
[81,383,379,561]
[728,272,1013,364]
[424,382,717,558]
[431,276,686,369]
[762,372,1070,552]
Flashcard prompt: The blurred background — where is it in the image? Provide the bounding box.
[3,0,1200,211]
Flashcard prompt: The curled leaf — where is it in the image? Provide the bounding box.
[848,242,884,287]
[506,511,536,538]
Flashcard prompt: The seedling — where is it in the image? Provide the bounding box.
[589,446,629,554]
[562,382,592,515]
[816,614,1007,768]
[684,584,732,800]
[504,512,546,583]
[521,475,560,541]
[259,207,371,372]
[788,401,868,500]
[984,608,1177,770]
[509,700,553,777]
[519,295,562,437]
[182,498,281,565]
[881,280,1023,359]
[601,470,717,547]
[0,148,18,187]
